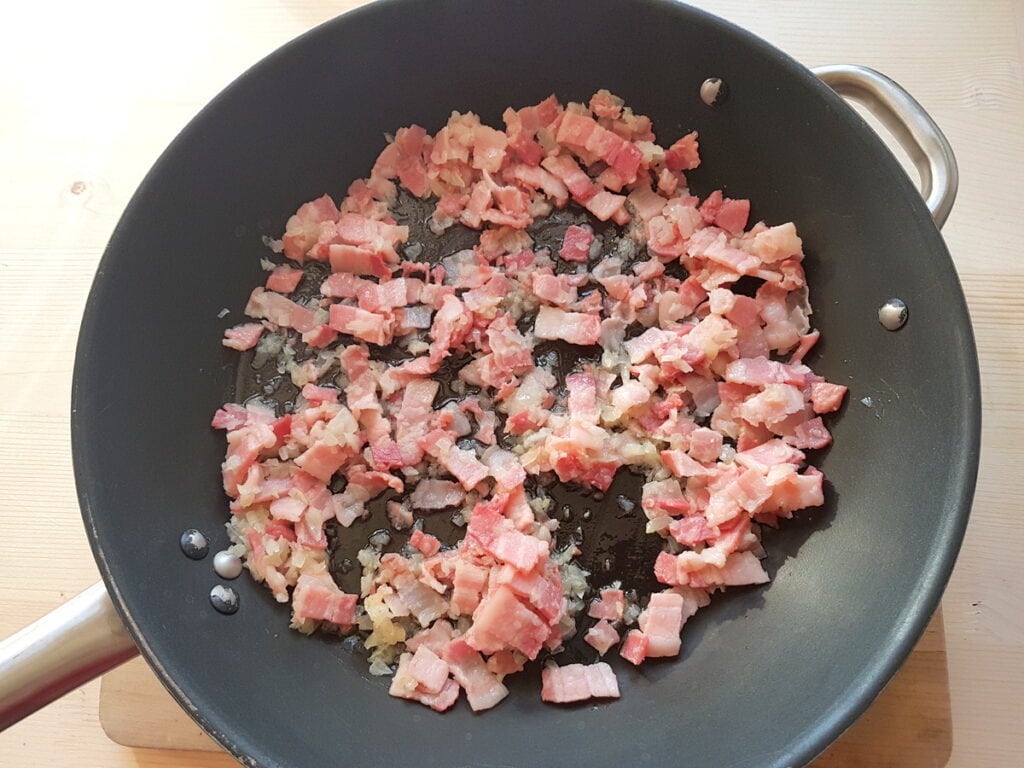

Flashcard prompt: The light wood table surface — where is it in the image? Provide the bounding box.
[1,1,1022,766]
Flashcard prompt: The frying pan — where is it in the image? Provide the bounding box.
[0,1,979,766]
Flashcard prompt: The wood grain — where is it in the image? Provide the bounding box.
[1,1,1022,766]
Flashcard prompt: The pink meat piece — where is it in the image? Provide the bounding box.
[714,198,750,234]
[341,176,394,218]
[481,179,532,229]
[566,372,598,423]
[330,212,408,263]
[281,194,339,263]
[294,442,350,484]
[429,295,472,362]
[222,323,264,351]
[541,154,597,202]
[763,465,825,515]
[589,89,623,119]
[609,141,643,185]
[389,653,460,712]
[474,410,498,445]
[712,515,752,554]
[346,466,403,499]
[734,439,806,472]
[610,380,652,415]
[371,441,405,471]
[324,244,390,278]
[320,272,368,299]
[584,620,620,656]
[557,111,642,184]
[739,383,806,426]
[688,427,724,463]
[393,572,448,626]
[357,278,409,313]
[790,331,820,363]
[211,403,251,431]
[627,184,668,222]
[328,304,394,346]
[409,479,465,511]
[421,432,490,490]
[559,225,594,262]
[664,132,700,172]
[472,124,509,173]
[588,589,626,622]
[719,551,771,586]
[291,575,357,628]
[623,326,671,364]
[269,495,306,522]
[498,566,564,623]
[467,585,550,659]
[749,222,803,263]
[725,357,810,388]
[486,650,525,677]
[555,110,598,148]
[301,324,338,348]
[788,416,833,449]
[395,379,440,466]
[731,467,772,513]
[385,499,413,531]
[409,529,442,557]
[641,478,688,517]
[300,383,339,404]
[584,190,629,224]
[637,592,684,657]
[406,619,455,656]
[479,522,547,572]
[811,382,848,414]
[504,163,569,205]
[460,182,493,228]
[757,283,804,353]
[245,287,317,334]
[669,515,715,546]
[482,447,527,491]
[407,645,451,695]
[392,125,432,198]
[620,629,649,666]
[443,638,510,712]
[660,550,770,589]
[266,265,303,293]
[486,314,535,375]
[661,449,711,479]
[451,559,489,616]
[540,662,620,703]
[532,273,579,306]
[534,306,601,346]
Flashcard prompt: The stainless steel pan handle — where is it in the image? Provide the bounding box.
[0,581,138,731]
[813,64,958,228]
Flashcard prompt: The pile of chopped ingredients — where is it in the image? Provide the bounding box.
[213,89,847,711]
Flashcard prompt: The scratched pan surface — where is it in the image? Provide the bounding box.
[71,1,980,767]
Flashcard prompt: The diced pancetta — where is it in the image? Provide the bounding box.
[218,90,842,712]
[541,662,620,703]
[534,306,601,346]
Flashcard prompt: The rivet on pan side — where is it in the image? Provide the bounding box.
[700,77,728,106]
[213,550,243,580]
[180,529,209,560]
[210,585,239,615]
[878,298,908,331]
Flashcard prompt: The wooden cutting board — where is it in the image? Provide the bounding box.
[98,610,950,767]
